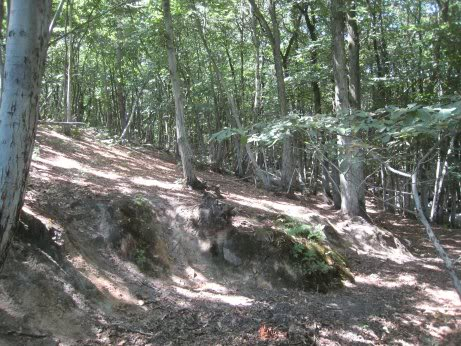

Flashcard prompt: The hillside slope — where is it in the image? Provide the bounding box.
[0,127,460,345]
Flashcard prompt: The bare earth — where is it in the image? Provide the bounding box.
[0,127,460,345]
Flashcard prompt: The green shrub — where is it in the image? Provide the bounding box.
[274,215,352,288]
[134,248,147,268]
[292,242,331,275]
[276,216,326,241]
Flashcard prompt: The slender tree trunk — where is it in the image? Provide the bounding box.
[163,0,202,189]
[366,0,388,109]
[49,0,65,35]
[251,11,263,120]
[450,178,457,227]
[120,88,143,142]
[65,0,73,126]
[380,164,387,211]
[298,4,333,199]
[431,136,455,222]
[269,1,294,193]
[248,0,295,193]
[420,165,430,218]
[0,0,52,269]
[381,150,461,300]
[331,157,342,209]
[116,25,126,137]
[195,10,270,189]
[434,0,449,96]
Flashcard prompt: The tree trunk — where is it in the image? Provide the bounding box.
[0,0,52,269]
[248,0,295,193]
[331,157,342,209]
[450,178,457,227]
[250,10,263,120]
[382,150,461,300]
[366,0,388,109]
[0,0,5,98]
[431,136,455,222]
[331,0,364,217]
[347,5,365,212]
[116,25,126,137]
[65,0,73,127]
[269,1,294,193]
[195,10,270,189]
[368,144,460,299]
[163,0,202,189]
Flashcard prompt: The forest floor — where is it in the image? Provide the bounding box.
[1,127,460,345]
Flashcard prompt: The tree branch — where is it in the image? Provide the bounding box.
[282,13,302,68]
[248,0,275,45]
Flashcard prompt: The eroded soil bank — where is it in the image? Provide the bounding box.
[1,127,460,345]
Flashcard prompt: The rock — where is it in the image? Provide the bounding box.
[223,247,242,266]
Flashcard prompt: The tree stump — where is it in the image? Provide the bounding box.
[198,192,235,227]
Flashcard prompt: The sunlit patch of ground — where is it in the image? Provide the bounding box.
[174,286,254,307]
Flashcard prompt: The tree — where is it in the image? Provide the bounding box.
[248,0,295,194]
[0,0,53,269]
[66,0,74,125]
[331,0,365,217]
[30,0,460,229]
[162,0,203,189]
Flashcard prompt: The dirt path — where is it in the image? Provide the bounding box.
[1,127,460,345]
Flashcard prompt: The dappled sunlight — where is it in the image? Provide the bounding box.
[227,192,275,213]
[131,176,181,190]
[173,286,253,307]
[421,263,444,271]
[38,155,80,169]
[320,327,377,345]
[36,155,121,180]
[354,273,418,289]
[417,287,461,312]
[170,266,254,307]
[31,161,51,172]
[70,254,140,307]
[40,129,73,142]
[182,266,230,295]
[227,192,314,221]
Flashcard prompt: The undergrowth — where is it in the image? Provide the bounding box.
[276,215,326,241]
[275,215,353,289]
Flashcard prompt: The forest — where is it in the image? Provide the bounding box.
[0,0,461,345]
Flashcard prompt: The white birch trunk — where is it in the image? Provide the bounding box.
[0,1,5,98]
[0,0,52,268]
